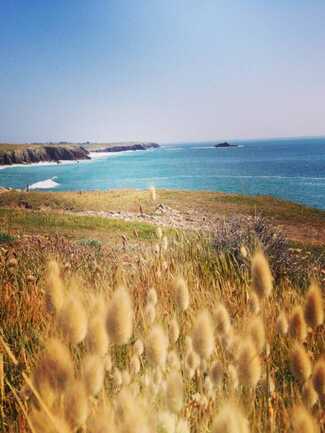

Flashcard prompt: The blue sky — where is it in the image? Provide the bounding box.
[0,0,324,143]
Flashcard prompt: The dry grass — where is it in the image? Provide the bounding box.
[0,222,324,433]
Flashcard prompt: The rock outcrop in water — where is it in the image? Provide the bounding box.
[92,142,160,153]
[0,145,90,165]
[214,142,238,148]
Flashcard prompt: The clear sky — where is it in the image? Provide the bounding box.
[1,0,324,143]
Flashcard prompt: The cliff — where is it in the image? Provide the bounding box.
[89,142,160,153]
[0,144,90,165]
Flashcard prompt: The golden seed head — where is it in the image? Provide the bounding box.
[247,292,260,315]
[33,338,74,394]
[86,316,109,356]
[212,401,249,433]
[146,324,169,368]
[81,354,105,397]
[147,288,158,306]
[210,361,224,387]
[30,408,71,433]
[173,276,190,312]
[276,311,288,335]
[112,368,122,388]
[290,342,312,384]
[312,358,325,397]
[157,411,177,433]
[291,405,318,433]
[130,354,141,376]
[122,369,131,386]
[237,337,261,388]
[192,309,214,360]
[166,371,184,414]
[167,350,181,370]
[106,287,133,345]
[156,226,163,240]
[57,296,88,345]
[251,250,273,299]
[228,364,239,390]
[185,349,200,372]
[302,380,318,408]
[214,303,231,336]
[144,303,156,325]
[289,306,308,342]
[161,236,168,252]
[149,186,157,201]
[64,380,88,430]
[304,281,324,329]
[134,339,144,356]
[247,316,265,354]
[184,336,193,354]
[45,260,65,313]
[169,317,180,345]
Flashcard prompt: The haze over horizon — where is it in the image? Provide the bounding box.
[1,1,325,143]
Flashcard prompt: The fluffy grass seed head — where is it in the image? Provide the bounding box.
[147,288,158,306]
[106,287,133,345]
[33,338,74,394]
[237,337,261,388]
[312,358,325,398]
[166,371,184,414]
[146,324,169,368]
[64,380,88,430]
[149,186,157,201]
[247,316,265,354]
[86,316,109,356]
[291,405,318,433]
[251,250,273,300]
[212,401,249,433]
[192,309,214,360]
[304,281,324,329]
[144,303,156,325]
[45,260,65,313]
[276,311,288,335]
[290,343,312,384]
[185,349,200,372]
[134,339,144,356]
[113,367,123,388]
[130,354,141,376]
[214,303,232,336]
[289,306,308,342]
[173,276,190,312]
[168,350,181,370]
[156,226,163,240]
[57,296,88,345]
[210,361,224,387]
[302,380,318,408]
[247,292,260,315]
[81,354,105,397]
[169,317,180,345]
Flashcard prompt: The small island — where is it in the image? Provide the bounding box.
[214,142,238,148]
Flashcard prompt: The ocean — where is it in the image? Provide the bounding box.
[0,137,324,210]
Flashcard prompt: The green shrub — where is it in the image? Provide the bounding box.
[0,232,16,244]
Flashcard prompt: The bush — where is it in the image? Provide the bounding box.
[0,232,16,244]
[78,238,103,250]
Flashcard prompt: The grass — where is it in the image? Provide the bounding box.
[0,208,159,242]
[0,229,323,433]
[0,189,324,245]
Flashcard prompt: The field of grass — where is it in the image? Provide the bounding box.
[0,189,324,433]
[0,189,324,245]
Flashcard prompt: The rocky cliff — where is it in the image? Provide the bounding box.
[93,142,160,153]
[0,145,90,165]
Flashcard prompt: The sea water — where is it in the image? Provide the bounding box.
[0,137,324,209]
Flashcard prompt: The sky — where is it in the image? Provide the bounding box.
[0,0,325,143]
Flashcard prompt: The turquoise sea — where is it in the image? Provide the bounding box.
[0,137,324,210]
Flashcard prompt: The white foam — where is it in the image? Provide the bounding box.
[29,177,59,190]
[0,160,77,170]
